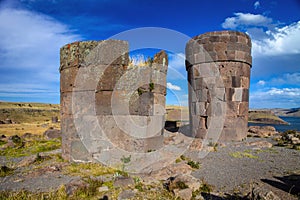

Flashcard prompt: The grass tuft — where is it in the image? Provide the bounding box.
[64,162,116,177]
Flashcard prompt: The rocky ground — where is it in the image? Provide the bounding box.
[0,127,299,200]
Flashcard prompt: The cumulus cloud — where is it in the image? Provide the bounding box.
[222,13,272,29]
[167,82,181,91]
[0,3,82,102]
[252,21,300,56]
[254,1,260,9]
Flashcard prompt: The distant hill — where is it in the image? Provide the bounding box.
[271,108,300,117]
[0,102,60,123]
[248,110,289,125]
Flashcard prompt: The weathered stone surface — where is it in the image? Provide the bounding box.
[113,177,135,188]
[186,31,251,142]
[43,128,61,139]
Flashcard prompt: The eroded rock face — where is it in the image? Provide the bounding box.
[186,31,252,142]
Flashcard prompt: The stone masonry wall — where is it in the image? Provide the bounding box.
[60,40,168,161]
[186,31,252,141]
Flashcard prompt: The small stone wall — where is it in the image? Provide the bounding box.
[186,31,252,141]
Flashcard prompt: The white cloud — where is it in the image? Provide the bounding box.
[250,87,300,108]
[267,88,300,96]
[167,82,181,91]
[0,4,82,102]
[252,21,300,56]
[254,1,260,9]
[222,13,272,29]
[257,80,266,86]
[269,73,300,86]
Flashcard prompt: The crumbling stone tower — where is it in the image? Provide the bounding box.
[60,40,168,161]
[186,31,252,141]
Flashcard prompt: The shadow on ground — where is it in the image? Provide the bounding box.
[261,174,300,197]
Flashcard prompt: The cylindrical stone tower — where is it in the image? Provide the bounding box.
[186,31,252,142]
[60,40,168,162]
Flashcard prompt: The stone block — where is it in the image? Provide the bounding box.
[95,115,164,152]
[207,88,226,102]
[97,64,127,91]
[95,91,113,115]
[60,92,72,116]
[144,135,164,152]
[84,40,129,66]
[225,88,234,101]
[115,66,151,92]
[242,89,249,102]
[241,76,249,88]
[197,88,208,102]
[238,102,249,116]
[232,88,243,102]
[206,102,226,117]
[195,128,208,139]
[153,94,166,115]
[194,53,205,64]
[226,101,239,117]
[95,90,144,115]
[60,66,78,92]
[71,140,92,162]
[207,116,225,129]
[139,92,154,116]
[232,76,241,87]
[194,102,208,116]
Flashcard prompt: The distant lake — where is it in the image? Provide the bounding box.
[248,116,300,132]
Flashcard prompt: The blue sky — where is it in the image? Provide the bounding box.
[0,0,299,108]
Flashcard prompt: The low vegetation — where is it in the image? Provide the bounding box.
[63,162,116,177]
[229,151,258,159]
[276,130,300,150]
[0,136,61,158]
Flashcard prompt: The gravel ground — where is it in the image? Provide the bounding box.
[1,136,299,199]
[187,137,300,199]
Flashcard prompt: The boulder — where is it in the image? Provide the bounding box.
[43,128,61,139]
[250,186,281,200]
[174,188,193,200]
[147,162,192,182]
[113,176,134,188]
[248,141,273,148]
[65,178,89,196]
[16,154,39,168]
[248,126,277,138]
[117,190,136,200]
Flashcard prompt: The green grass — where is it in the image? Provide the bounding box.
[248,111,287,124]
[187,160,201,169]
[0,102,59,123]
[229,151,258,159]
[0,166,14,177]
[63,162,116,177]
[0,138,61,158]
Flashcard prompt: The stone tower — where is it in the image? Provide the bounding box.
[186,31,252,141]
[60,40,168,161]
